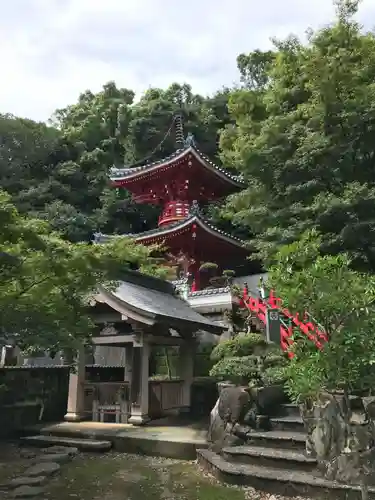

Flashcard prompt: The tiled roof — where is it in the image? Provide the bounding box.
[110,145,245,187]
[93,215,246,248]
[189,287,231,297]
[101,270,224,334]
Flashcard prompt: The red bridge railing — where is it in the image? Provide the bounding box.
[240,285,327,357]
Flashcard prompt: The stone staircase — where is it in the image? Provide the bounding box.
[20,434,112,452]
[197,403,375,499]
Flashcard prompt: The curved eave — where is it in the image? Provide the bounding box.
[135,215,246,250]
[110,146,245,189]
[95,283,224,334]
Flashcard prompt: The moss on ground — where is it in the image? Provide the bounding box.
[45,453,248,500]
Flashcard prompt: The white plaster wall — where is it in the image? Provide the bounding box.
[233,273,268,297]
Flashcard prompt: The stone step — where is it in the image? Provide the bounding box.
[281,403,300,418]
[270,415,305,432]
[246,430,306,451]
[222,445,316,472]
[197,449,375,500]
[20,435,112,452]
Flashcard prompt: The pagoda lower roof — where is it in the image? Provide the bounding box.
[110,145,245,188]
[94,215,246,248]
[93,215,250,264]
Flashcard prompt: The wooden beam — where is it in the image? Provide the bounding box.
[92,334,185,347]
[143,335,184,346]
[92,335,134,346]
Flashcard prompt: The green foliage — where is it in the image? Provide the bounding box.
[268,230,375,338]
[269,231,375,402]
[194,343,215,377]
[237,50,276,89]
[262,365,288,386]
[1,82,233,243]
[199,262,219,272]
[222,269,236,278]
[220,2,375,271]
[210,333,267,361]
[209,333,286,386]
[0,190,163,350]
[209,356,261,385]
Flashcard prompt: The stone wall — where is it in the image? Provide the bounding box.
[0,366,70,436]
[301,392,375,486]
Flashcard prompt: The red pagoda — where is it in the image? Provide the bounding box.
[100,116,257,290]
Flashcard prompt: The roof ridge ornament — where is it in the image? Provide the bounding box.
[189,200,201,217]
[174,112,185,150]
[184,132,196,148]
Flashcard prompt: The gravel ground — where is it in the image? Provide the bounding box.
[0,443,312,500]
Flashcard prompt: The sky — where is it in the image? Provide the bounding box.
[1,0,374,122]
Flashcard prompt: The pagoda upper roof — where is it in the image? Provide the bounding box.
[110,144,245,188]
[93,214,247,250]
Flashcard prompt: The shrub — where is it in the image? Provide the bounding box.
[262,365,288,386]
[209,356,261,385]
[209,333,287,386]
[210,333,267,362]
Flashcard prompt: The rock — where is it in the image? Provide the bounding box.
[12,485,45,498]
[9,476,46,489]
[37,453,71,464]
[24,462,60,477]
[363,396,375,420]
[208,386,254,452]
[41,446,78,456]
[249,384,286,415]
[218,386,252,425]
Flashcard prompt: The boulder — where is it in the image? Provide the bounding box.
[208,386,256,452]
[249,384,286,415]
[218,386,251,425]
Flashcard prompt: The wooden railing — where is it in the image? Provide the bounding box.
[84,382,129,423]
[84,379,185,421]
[241,285,328,356]
[149,379,184,418]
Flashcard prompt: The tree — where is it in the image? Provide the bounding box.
[0,82,233,243]
[267,230,375,400]
[0,190,163,353]
[236,50,275,89]
[0,113,59,204]
[221,0,375,270]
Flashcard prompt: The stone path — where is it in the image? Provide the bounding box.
[5,445,78,499]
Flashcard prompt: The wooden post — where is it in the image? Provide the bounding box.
[178,338,195,413]
[128,331,150,425]
[64,344,86,422]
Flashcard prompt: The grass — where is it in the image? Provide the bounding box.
[45,452,249,500]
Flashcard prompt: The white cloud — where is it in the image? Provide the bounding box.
[0,0,374,121]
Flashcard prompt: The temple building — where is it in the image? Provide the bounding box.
[3,116,265,426]
[95,115,264,329]
[65,270,223,425]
